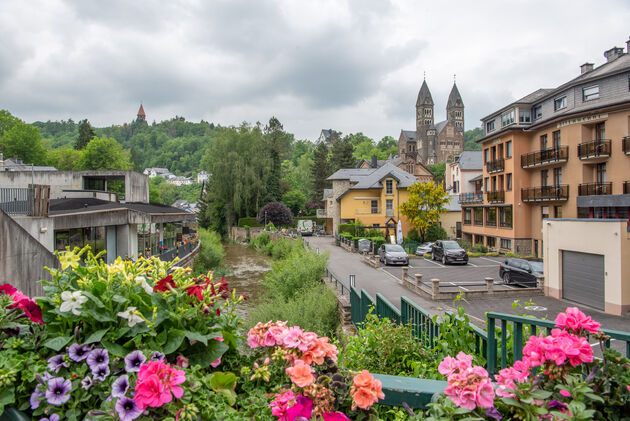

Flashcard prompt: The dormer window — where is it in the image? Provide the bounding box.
[486,120,495,132]
[582,85,599,101]
[501,109,515,127]
[533,104,542,120]
[554,96,567,111]
[519,110,531,123]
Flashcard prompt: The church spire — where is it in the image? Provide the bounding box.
[447,82,463,108]
[137,104,146,122]
[416,80,433,106]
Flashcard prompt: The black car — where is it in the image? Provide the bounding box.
[499,258,544,287]
[431,240,468,265]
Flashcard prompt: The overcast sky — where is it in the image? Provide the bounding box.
[1,0,629,141]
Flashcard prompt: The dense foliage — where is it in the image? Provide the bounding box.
[193,229,226,275]
[257,202,294,227]
[399,182,450,242]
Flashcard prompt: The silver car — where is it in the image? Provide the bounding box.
[415,242,434,256]
[378,244,409,266]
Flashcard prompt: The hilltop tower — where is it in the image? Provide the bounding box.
[137,104,146,122]
[447,82,464,133]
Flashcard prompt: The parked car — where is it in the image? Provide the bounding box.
[415,242,434,256]
[431,240,468,265]
[378,244,409,266]
[499,258,543,287]
[297,219,314,236]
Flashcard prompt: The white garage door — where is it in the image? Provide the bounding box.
[562,250,605,311]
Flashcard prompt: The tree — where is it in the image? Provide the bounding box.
[75,119,96,150]
[263,117,292,202]
[0,121,47,165]
[311,142,331,202]
[0,110,20,135]
[399,182,450,242]
[464,127,484,151]
[282,190,307,216]
[257,202,293,227]
[330,136,355,171]
[75,136,132,170]
[429,162,446,180]
[282,154,314,201]
[46,147,81,170]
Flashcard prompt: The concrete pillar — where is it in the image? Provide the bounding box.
[402,267,408,281]
[431,278,440,299]
[535,275,544,289]
[414,273,423,286]
[485,277,494,293]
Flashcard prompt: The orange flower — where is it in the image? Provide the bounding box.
[352,370,374,389]
[286,360,315,388]
[350,370,385,410]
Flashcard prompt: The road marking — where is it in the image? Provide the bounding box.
[467,262,478,267]
[479,256,502,265]
[381,268,403,283]
[424,258,446,268]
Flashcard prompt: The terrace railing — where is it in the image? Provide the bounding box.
[486,158,505,173]
[578,182,613,196]
[521,146,569,168]
[578,139,611,160]
[487,190,505,203]
[458,192,483,204]
[0,187,34,215]
[521,185,569,202]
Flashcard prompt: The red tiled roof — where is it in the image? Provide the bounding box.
[137,104,146,116]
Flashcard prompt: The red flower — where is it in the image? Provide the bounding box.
[186,285,204,301]
[1,283,44,324]
[0,284,17,296]
[153,275,176,292]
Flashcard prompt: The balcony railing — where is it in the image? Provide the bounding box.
[487,190,505,203]
[356,207,380,215]
[578,182,613,196]
[458,192,483,204]
[316,208,329,218]
[0,187,34,215]
[386,208,394,217]
[624,137,630,155]
[521,146,569,168]
[577,139,611,160]
[486,158,505,173]
[624,181,629,194]
[521,185,569,202]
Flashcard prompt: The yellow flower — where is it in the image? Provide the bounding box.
[58,251,81,270]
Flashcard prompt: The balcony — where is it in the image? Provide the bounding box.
[487,190,505,203]
[521,146,569,168]
[316,208,330,218]
[624,181,629,194]
[578,182,612,196]
[521,185,569,203]
[577,139,611,160]
[486,158,505,174]
[624,137,630,155]
[458,192,483,204]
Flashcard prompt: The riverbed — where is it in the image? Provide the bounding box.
[222,243,271,315]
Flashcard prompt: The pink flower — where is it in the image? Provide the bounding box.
[555,307,601,334]
[559,389,571,398]
[438,355,458,376]
[282,326,304,349]
[133,360,185,410]
[286,360,314,388]
[285,396,313,420]
[476,380,495,408]
[210,337,224,368]
[495,362,530,398]
[322,412,350,421]
[269,390,297,420]
[440,353,495,411]
[175,356,189,369]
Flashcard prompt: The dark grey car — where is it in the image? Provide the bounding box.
[378,244,409,266]
[431,240,468,265]
[499,258,543,287]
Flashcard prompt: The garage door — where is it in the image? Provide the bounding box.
[562,250,604,310]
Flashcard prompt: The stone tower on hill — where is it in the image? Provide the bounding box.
[137,104,146,122]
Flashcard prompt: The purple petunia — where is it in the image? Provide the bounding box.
[81,376,93,390]
[86,348,109,370]
[30,388,44,410]
[45,377,71,406]
[115,396,142,421]
[92,364,110,382]
[484,407,503,420]
[68,343,91,362]
[150,351,165,361]
[124,350,146,372]
[47,355,68,373]
[111,375,130,398]
[548,400,568,411]
[40,415,60,421]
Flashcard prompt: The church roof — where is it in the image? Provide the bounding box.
[447,82,464,108]
[400,130,417,142]
[137,104,146,117]
[416,80,433,106]
[434,120,448,134]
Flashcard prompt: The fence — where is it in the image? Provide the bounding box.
[0,187,33,215]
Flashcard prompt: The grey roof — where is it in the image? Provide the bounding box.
[514,88,555,104]
[359,156,404,169]
[49,198,191,216]
[455,151,483,170]
[322,189,333,200]
[445,195,462,212]
[329,163,417,199]
[400,130,416,142]
[416,80,433,106]
[447,83,464,108]
[321,129,332,138]
[434,120,448,134]
[2,158,57,171]
[327,168,372,181]
[469,174,483,182]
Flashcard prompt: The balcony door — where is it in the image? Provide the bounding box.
[596,163,606,184]
[595,122,605,141]
[553,168,562,186]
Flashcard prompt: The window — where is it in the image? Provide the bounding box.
[370,200,378,214]
[487,237,496,248]
[386,179,393,194]
[500,207,513,228]
[464,208,472,224]
[484,177,489,192]
[474,208,484,225]
[501,109,515,127]
[553,168,562,186]
[424,119,431,125]
[596,163,606,183]
[506,141,512,158]
[386,199,393,216]
[541,169,549,187]
[582,85,599,101]
[486,120,495,132]
[506,173,512,191]
[552,131,561,149]
[501,239,512,249]
[453,181,459,193]
[519,110,531,123]
[542,206,550,219]
[484,149,490,163]
[486,207,497,226]
[533,104,542,120]
[596,122,606,140]
[554,206,563,218]
[554,96,567,111]
[540,134,548,150]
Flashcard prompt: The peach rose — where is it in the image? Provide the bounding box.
[352,370,374,389]
[286,360,315,388]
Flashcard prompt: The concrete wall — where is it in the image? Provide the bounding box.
[11,215,55,250]
[0,209,59,297]
[439,210,460,239]
[542,218,630,315]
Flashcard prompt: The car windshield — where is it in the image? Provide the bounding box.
[442,241,461,249]
[529,261,543,272]
[385,245,405,252]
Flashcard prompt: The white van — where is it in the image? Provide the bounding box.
[297,219,314,236]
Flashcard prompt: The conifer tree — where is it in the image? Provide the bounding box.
[75,119,95,150]
[312,141,330,202]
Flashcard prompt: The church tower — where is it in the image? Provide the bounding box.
[416,80,436,164]
[447,82,464,132]
[137,104,146,122]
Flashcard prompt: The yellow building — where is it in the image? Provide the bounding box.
[319,162,419,236]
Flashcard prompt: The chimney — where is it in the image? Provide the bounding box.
[604,46,624,63]
[371,155,378,168]
[580,63,594,74]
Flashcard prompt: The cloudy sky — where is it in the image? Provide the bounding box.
[1,0,629,141]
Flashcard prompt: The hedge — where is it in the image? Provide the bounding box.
[339,223,358,235]
[238,217,263,228]
[238,216,324,229]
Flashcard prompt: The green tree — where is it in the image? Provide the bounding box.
[330,136,355,171]
[47,147,81,170]
[399,182,450,242]
[149,177,164,204]
[311,142,330,202]
[263,117,292,203]
[464,127,484,151]
[0,121,47,165]
[377,135,397,151]
[75,136,132,170]
[0,110,20,135]
[429,162,446,180]
[75,119,96,150]
[282,189,307,216]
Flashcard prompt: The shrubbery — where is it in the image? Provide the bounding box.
[193,228,225,274]
[257,202,293,227]
[425,223,448,242]
[237,217,263,228]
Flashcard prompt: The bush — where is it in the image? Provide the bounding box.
[485,251,499,256]
[457,240,473,250]
[468,252,481,258]
[281,189,307,216]
[407,229,420,242]
[265,221,277,232]
[257,202,293,227]
[194,229,225,273]
[261,238,303,260]
[238,217,263,228]
[425,223,448,242]
[249,231,270,249]
[472,244,488,253]
[338,223,357,236]
[368,236,386,251]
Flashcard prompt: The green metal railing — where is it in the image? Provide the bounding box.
[376,293,400,324]
[325,268,350,296]
[401,296,440,348]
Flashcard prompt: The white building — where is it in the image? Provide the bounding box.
[197,171,209,183]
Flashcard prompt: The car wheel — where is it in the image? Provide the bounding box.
[431,252,436,261]
[441,255,447,265]
[503,272,511,284]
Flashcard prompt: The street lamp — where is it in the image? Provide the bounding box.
[264,211,267,229]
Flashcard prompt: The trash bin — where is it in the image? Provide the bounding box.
[358,239,371,253]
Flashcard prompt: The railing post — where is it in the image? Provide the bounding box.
[402,267,408,282]
[431,278,440,300]
[485,277,494,293]
[487,316,496,375]
[349,274,355,289]
[414,273,423,286]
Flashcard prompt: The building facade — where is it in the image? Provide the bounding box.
[399,80,465,167]
[462,42,630,257]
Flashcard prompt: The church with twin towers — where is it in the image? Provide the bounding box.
[398,78,464,173]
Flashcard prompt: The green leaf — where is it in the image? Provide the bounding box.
[156,330,168,345]
[209,371,237,390]
[85,307,115,322]
[162,329,185,354]
[0,387,16,413]
[183,330,208,345]
[84,328,109,344]
[81,290,105,308]
[102,340,127,357]
[187,339,229,368]
[43,336,71,351]
[112,294,128,304]
[530,389,552,399]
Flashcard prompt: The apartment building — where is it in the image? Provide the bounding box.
[463,41,630,257]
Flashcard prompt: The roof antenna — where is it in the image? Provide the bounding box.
[453,74,456,83]
[423,71,426,81]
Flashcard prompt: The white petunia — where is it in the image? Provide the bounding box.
[59,291,88,315]
[117,307,144,327]
[135,276,153,295]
